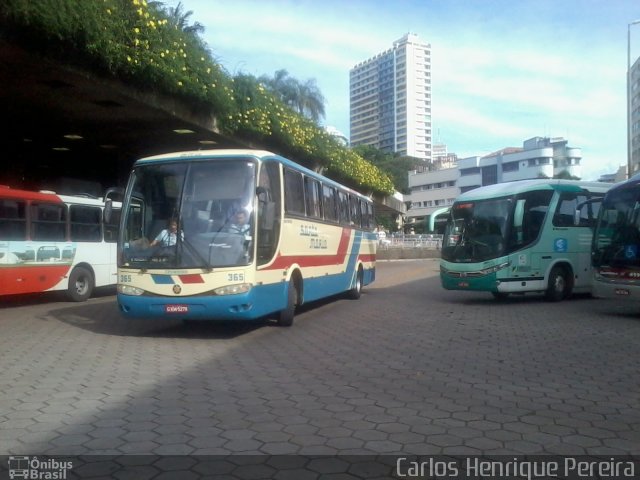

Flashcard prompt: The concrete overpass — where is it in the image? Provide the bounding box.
[0,40,405,220]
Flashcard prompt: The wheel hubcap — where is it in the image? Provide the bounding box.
[76,279,87,294]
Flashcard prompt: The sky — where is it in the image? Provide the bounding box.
[168,0,640,181]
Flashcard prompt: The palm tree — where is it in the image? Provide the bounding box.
[259,69,297,106]
[166,1,205,34]
[296,78,325,123]
[259,69,326,123]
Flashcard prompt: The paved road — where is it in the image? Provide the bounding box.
[1,258,639,461]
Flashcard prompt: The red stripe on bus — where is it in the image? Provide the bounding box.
[264,228,352,270]
[0,188,62,203]
[179,274,204,284]
[358,254,376,263]
[0,265,71,295]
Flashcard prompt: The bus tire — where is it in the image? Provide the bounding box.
[545,266,569,302]
[67,266,94,302]
[346,266,363,300]
[277,280,297,327]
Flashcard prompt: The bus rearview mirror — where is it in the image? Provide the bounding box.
[104,199,113,224]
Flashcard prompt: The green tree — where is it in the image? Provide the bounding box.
[259,69,326,123]
[352,145,422,194]
[165,1,204,34]
[554,169,581,180]
[0,0,395,196]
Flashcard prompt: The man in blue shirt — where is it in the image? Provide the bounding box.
[227,210,250,239]
[150,219,183,247]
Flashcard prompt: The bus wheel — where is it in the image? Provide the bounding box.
[346,266,363,300]
[545,266,569,302]
[277,280,297,327]
[67,266,94,302]
[492,292,509,300]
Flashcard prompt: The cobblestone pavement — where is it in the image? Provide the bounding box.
[1,258,639,464]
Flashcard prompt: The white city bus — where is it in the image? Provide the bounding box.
[440,179,610,301]
[116,149,377,326]
[0,186,121,301]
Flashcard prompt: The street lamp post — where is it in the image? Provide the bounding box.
[628,20,640,179]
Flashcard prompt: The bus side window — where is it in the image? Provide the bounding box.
[349,195,361,227]
[304,177,323,219]
[70,205,102,242]
[554,193,588,227]
[284,168,305,216]
[0,198,27,240]
[31,203,66,241]
[337,191,350,225]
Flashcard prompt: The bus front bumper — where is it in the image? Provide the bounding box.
[117,283,286,321]
[440,260,517,293]
[592,279,640,300]
[440,270,499,292]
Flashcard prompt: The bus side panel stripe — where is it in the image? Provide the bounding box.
[358,254,376,263]
[264,227,353,270]
[0,265,70,295]
[345,230,362,282]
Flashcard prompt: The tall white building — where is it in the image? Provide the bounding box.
[349,33,432,161]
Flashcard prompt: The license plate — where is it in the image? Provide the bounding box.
[165,304,189,313]
[615,289,630,296]
[458,281,469,288]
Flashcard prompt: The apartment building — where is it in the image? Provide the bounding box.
[349,33,432,161]
[407,165,459,225]
[406,136,583,229]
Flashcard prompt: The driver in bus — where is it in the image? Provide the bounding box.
[226,210,251,240]
[150,218,183,247]
[226,209,252,260]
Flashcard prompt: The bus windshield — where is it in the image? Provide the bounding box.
[120,158,257,269]
[441,197,511,262]
[593,187,640,268]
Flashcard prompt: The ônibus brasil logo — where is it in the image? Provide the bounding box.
[7,456,73,479]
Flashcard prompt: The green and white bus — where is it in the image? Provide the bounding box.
[440,179,610,301]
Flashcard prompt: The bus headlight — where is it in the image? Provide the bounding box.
[480,261,510,275]
[118,284,145,296]
[214,283,252,296]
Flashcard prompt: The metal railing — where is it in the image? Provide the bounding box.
[378,233,442,249]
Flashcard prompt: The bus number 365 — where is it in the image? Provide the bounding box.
[119,274,132,283]
[228,273,244,282]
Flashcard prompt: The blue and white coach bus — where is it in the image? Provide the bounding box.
[116,149,377,326]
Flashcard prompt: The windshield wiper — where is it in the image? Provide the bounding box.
[179,236,213,271]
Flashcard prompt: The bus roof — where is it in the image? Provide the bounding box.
[604,172,640,194]
[136,149,276,163]
[0,185,62,202]
[455,179,611,202]
[0,185,113,206]
[134,148,373,201]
